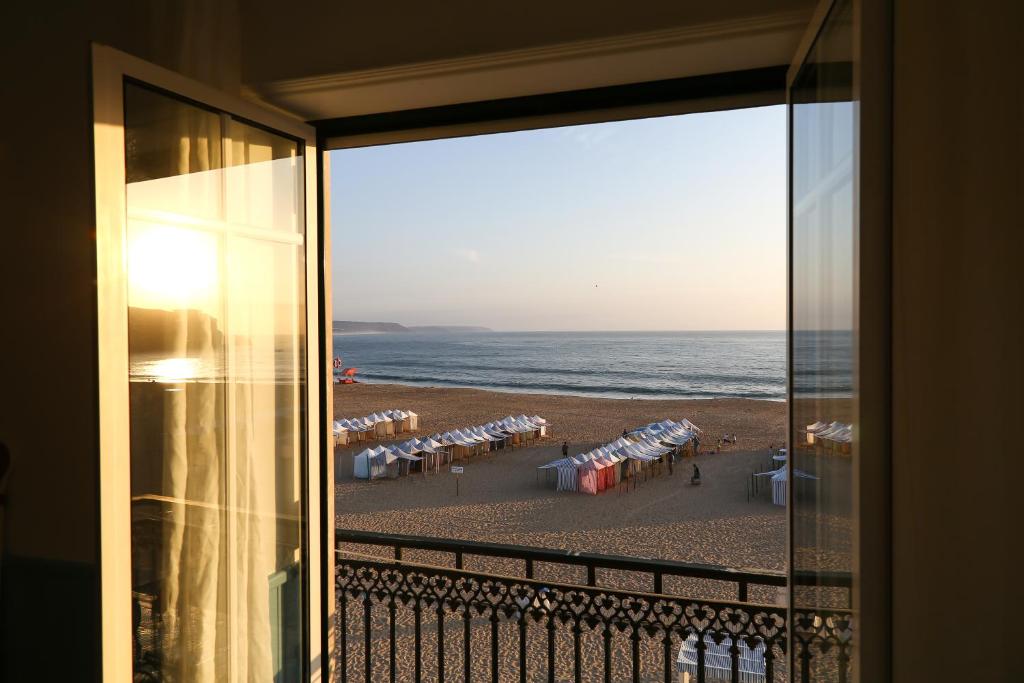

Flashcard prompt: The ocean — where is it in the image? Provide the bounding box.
[332,330,787,401]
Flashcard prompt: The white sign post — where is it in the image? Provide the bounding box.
[451,465,464,495]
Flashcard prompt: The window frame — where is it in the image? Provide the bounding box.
[91,44,327,683]
[785,0,893,680]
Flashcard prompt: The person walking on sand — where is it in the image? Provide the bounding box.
[691,463,701,484]
[561,441,569,457]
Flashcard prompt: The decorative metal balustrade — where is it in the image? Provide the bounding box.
[334,531,853,683]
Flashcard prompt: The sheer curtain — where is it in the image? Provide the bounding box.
[126,83,304,683]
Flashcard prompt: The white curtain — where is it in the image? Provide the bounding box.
[127,87,301,683]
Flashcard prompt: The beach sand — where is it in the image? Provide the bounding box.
[334,382,787,575]
[330,385,830,680]
[334,382,786,450]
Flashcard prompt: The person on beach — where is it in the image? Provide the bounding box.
[561,441,568,457]
[691,463,701,484]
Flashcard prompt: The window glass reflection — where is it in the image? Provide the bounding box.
[125,83,306,683]
[789,0,855,679]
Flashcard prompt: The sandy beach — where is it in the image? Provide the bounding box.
[331,384,831,681]
[334,382,786,450]
[334,383,788,577]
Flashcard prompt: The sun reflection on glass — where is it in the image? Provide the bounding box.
[149,357,199,383]
[127,221,218,312]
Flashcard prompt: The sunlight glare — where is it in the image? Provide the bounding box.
[127,221,218,312]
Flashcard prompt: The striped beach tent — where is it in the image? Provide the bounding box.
[677,633,767,682]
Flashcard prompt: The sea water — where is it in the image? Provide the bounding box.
[332,330,789,400]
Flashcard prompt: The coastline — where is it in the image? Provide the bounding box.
[333,381,785,448]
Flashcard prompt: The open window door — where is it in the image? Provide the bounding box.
[92,46,326,683]
[787,0,891,681]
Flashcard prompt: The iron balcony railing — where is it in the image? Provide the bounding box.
[335,530,853,683]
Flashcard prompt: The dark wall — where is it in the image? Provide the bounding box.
[892,1,1023,680]
[0,3,241,680]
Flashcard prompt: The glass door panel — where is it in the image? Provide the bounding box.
[124,82,307,682]
[789,0,855,679]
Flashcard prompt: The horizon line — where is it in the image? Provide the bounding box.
[332,324,787,333]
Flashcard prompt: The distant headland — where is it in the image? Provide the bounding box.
[333,321,492,335]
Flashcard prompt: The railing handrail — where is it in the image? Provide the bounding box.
[336,528,852,593]
[333,534,855,681]
[336,554,792,613]
[333,554,854,682]
[338,528,799,587]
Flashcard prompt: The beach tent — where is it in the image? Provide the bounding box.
[804,421,827,444]
[369,413,393,437]
[607,453,626,485]
[415,436,448,471]
[530,415,550,436]
[578,458,601,495]
[390,444,423,475]
[537,456,578,492]
[423,436,450,461]
[353,446,396,480]
[677,634,766,682]
[538,456,575,491]
[754,464,818,506]
[389,409,411,432]
[809,421,852,454]
[357,417,376,440]
[556,462,578,491]
[595,455,616,490]
[516,415,542,439]
[353,448,373,479]
[471,426,503,450]
[482,423,510,449]
[332,421,350,447]
[408,411,419,430]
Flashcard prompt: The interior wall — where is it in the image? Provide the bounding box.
[891,1,1023,680]
[0,2,240,680]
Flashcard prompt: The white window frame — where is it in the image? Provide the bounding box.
[91,44,325,683]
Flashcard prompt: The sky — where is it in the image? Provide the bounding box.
[330,105,785,331]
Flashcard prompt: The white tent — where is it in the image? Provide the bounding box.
[332,421,350,446]
[530,415,550,436]
[805,420,852,445]
[754,464,818,505]
[353,446,397,480]
[353,448,373,479]
[385,409,411,432]
[677,634,767,682]
[370,412,393,437]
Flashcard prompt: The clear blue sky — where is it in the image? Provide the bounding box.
[330,105,785,331]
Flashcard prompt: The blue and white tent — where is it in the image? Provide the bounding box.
[677,633,767,683]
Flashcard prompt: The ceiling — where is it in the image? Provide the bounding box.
[239,0,816,120]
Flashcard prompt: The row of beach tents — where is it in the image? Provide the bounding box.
[538,419,701,495]
[333,409,419,446]
[354,415,551,480]
[804,420,852,453]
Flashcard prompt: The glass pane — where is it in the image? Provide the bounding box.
[125,83,306,683]
[789,0,855,679]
